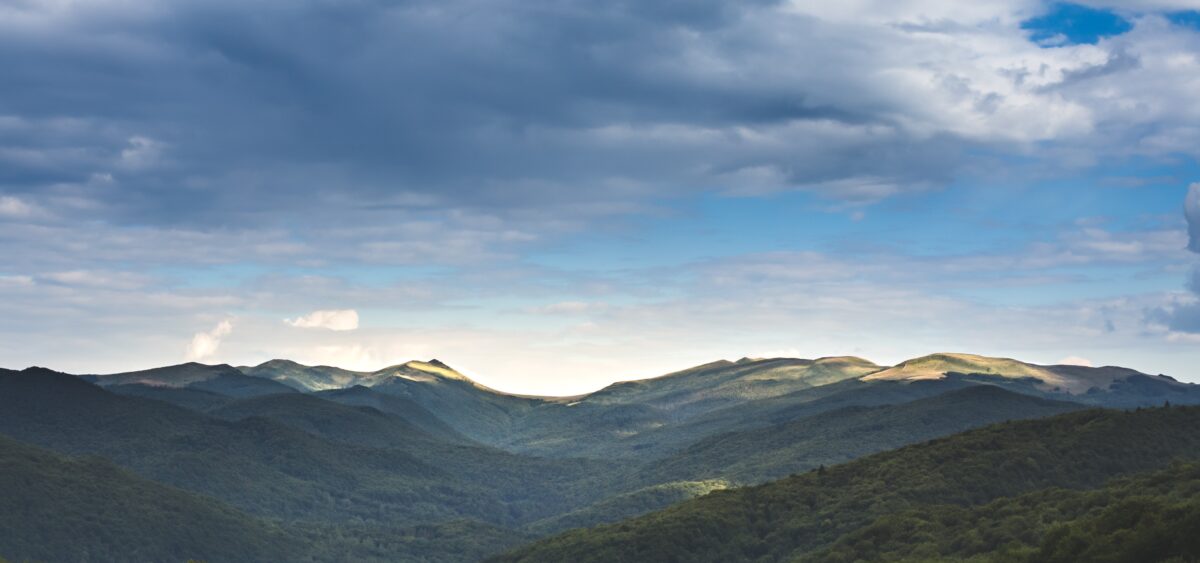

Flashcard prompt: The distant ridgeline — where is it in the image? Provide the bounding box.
[1,352,1198,562]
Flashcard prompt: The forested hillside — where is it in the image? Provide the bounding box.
[0,434,297,563]
[4,353,1200,562]
[496,405,1200,562]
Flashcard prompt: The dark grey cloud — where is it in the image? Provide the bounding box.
[0,0,979,231]
[1149,185,1200,335]
[1150,300,1200,333]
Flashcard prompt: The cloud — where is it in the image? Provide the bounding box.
[0,196,36,218]
[1151,183,1200,337]
[285,309,359,331]
[1057,355,1094,367]
[185,319,232,361]
[5,0,1200,392]
[118,136,164,170]
[0,275,33,287]
[1,0,1195,233]
[1187,182,1200,253]
[527,301,608,315]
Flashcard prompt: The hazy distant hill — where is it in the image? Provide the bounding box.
[864,352,1192,399]
[495,405,1200,562]
[240,358,544,443]
[84,352,1200,460]
[583,356,881,413]
[86,361,299,397]
[494,357,884,458]
[238,358,366,391]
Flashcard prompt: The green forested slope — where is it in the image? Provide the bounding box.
[806,461,1200,562]
[0,368,620,528]
[0,431,544,563]
[495,405,1200,562]
[601,378,980,459]
[0,434,298,563]
[645,385,1083,484]
[315,384,468,441]
[498,358,883,458]
[207,392,449,448]
[525,479,731,535]
[108,382,235,411]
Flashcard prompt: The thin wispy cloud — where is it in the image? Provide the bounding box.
[285,310,360,332]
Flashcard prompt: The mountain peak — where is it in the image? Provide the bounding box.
[375,360,470,383]
[864,353,1048,381]
[814,356,879,367]
[862,352,1159,394]
[92,362,244,388]
[257,359,304,368]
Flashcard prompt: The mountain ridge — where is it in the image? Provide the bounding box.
[49,351,1195,401]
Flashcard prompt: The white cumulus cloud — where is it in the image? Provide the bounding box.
[1057,355,1094,367]
[285,309,359,331]
[185,319,233,361]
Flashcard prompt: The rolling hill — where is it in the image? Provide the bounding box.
[86,362,299,397]
[864,352,1192,398]
[6,351,1200,562]
[86,353,1200,461]
[804,460,1200,562]
[644,385,1085,484]
[239,358,544,443]
[0,433,298,563]
[0,367,620,528]
[495,405,1200,562]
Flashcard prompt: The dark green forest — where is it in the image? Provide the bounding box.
[496,406,1200,562]
[3,355,1200,562]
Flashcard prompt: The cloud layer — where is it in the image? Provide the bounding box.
[2,0,1200,392]
[1187,183,1200,253]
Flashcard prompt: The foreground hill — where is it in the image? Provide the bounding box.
[0,431,541,563]
[0,434,297,563]
[506,386,1096,535]
[495,405,1200,562]
[805,460,1200,562]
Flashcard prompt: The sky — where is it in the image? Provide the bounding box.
[3,0,1200,395]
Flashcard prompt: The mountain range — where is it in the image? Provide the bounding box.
[2,352,1198,562]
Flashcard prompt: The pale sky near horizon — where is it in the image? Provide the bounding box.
[3,0,1200,395]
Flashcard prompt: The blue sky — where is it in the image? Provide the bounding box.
[3,0,1200,394]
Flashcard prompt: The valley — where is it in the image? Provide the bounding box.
[2,353,1199,561]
